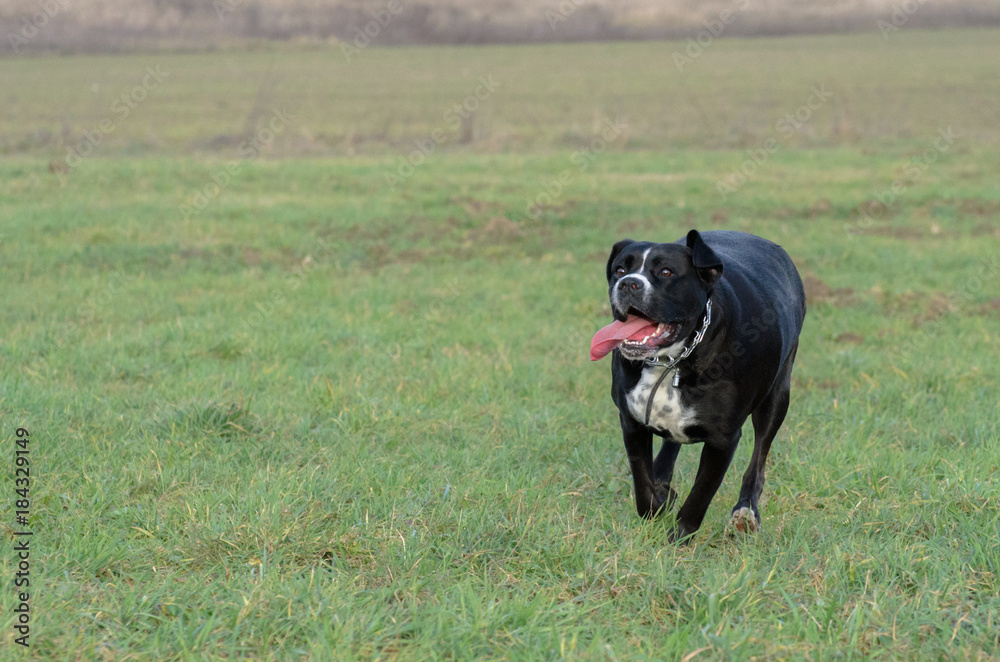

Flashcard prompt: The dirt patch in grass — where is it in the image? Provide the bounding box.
[870,288,923,315]
[361,218,527,264]
[853,200,901,222]
[803,274,858,307]
[468,216,523,242]
[341,220,394,244]
[870,287,966,324]
[406,216,464,244]
[598,173,684,184]
[976,298,1000,316]
[339,215,478,264]
[971,222,1000,238]
[769,200,833,221]
[393,299,418,316]
[808,198,833,218]
[241,246,262,266]
[835,332,865,344]
[911,292,957,326]
[527,200,578,219]
[957,198,1000,217]
[613,214,674,238]
[450,196,505,217]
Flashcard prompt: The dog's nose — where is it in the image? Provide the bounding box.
[618,277,642,292]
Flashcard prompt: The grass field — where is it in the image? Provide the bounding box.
[1,29,999,660]
[5,29,1000,159]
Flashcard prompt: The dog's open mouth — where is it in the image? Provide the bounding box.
[590,315,681,361]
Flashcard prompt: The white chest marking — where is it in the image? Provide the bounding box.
[625,366,698,443]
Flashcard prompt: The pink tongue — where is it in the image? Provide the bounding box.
[590,316,659,361]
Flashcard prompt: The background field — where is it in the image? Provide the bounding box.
[1,29,999,660]
[5,0,1000,52]
[5,30,1000,160]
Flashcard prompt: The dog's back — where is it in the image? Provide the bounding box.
[679,230,805,368]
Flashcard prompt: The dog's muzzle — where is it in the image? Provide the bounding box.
[612,275,650,320]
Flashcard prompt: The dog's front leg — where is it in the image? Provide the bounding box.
[652,440,681,511]
[672,433,740,540]
[620,412,663,518]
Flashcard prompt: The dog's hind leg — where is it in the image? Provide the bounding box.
[673,433,740,541]
[731,343,798,534]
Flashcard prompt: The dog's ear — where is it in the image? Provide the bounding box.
[686,230,724,285]
[606,238,634,281]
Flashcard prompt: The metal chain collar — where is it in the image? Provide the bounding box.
[644,297,713,371]
[643,297,713,426]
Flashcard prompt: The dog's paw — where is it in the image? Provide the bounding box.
[728,507,759,534]
[667,521,696,544]
[653,484,678,511]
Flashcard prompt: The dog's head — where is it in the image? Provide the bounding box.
[603,230,723,361]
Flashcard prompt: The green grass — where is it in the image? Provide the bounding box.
[1,30,999,660]
[4,29,1000,160]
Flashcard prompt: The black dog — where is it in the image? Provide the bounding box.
[590,230,805,540]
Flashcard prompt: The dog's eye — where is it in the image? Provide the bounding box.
[660,268,674,277]
[614,267,626,277]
